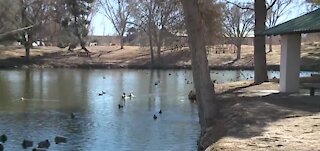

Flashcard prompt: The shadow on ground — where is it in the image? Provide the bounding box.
[200,84,320,150]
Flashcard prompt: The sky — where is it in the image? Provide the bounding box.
[91,12,115,36]
[90,0,310,36]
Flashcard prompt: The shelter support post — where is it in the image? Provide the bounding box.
[280,34,301,93]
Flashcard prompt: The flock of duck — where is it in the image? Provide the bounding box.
[117,92,163,120]
[0,134,67,151]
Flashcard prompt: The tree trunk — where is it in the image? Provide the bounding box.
[156,43,162,63]
[25,45,30,63]
[156,33,163,64]
[120,35,124,49]
[236,44,241,60]
[181,0,217,135]
[268,36,273,52]
[23,33,31,63]
[81,43,90,52]
[148,21,154,65]
[254,0,268,84]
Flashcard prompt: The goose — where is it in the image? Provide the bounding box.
[22,139,33,149]
[37,140,50,149]
[54,136,67,144]
[0,134,7,143]
[153,114,157,120]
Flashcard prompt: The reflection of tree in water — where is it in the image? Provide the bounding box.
[0,71,11,105]
[147,70,154,111]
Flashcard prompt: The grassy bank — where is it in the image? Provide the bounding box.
[0,44,320,71]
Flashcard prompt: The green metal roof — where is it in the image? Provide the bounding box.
[262,8,320,36]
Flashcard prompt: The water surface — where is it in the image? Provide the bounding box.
[0,69,317,150]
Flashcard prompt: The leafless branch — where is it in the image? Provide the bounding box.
[0,25,35,38]
[226,1,254,10]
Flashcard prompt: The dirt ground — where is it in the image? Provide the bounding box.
[0,44,320,69]
[201,81,320,151]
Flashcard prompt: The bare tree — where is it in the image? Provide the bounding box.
[227,0,279,83]
[223,3,254,60]
[266,0,293,52]
[181,0,219,143]
[130,0,184,65]
[18,0,53,62]
[98,0,132,49]
[0,0,22,42]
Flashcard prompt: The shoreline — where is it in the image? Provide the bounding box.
[1,45,320,71]
[1,62,320,72]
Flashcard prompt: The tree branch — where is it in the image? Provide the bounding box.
[226,1,254,10]
[0,25,35,38]
[267,0,277,10]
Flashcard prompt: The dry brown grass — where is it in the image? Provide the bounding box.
[0,44,319,69]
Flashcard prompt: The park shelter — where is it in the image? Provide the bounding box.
[263,8,320,93]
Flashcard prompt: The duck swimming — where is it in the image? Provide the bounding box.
[128,92,135,98]
[37,140,50,149]
[121,93,126,99]
[70,113,75,119]
[54,136,67,144]
[0,134,7,143]
[22,139,33,149]
[153,114,157,120]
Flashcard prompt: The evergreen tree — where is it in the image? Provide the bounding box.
[58,0,96,52]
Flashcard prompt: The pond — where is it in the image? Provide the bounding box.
[0,69,317,151]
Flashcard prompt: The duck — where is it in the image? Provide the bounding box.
[0,134,7,143]
[54,136,67,144]
[121,93,126,99]
[118,104,124,109]
[20,97,25,101]
[153,114,157,120]
[102,91,106,94]
[22,139,33,149]
[70,113,75,119]
[128,92,135,98]
[159,110,162,114]
[98,93,103,96]
[0,144,3,151]
[37,140,50,149]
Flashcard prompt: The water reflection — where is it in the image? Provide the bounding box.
[0,69,318,151]
[0,69,198,151]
